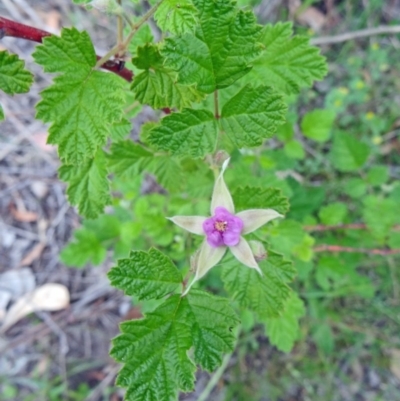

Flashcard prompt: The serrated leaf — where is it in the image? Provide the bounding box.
[248,22,327,94]
[108,248,182,300]
[109,118,132,141]
[222,251,296,318]
[0,51,33,94]
[147,156,184,192]
[60,228,106,267]
[233,186,290,215]
[155,0,198,34]
[265,292,305,353]
[132,44,202,109]
[220,85,287,147]
[162,0,261,93]
[33,28,125,163]
[148,108,217,157]
[59,150,111,218]
[330,131,370,172]
[111,289,238,401]
[301,109,336,142]
[128,24,154,55]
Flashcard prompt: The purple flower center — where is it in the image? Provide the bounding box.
[203,206,243,248]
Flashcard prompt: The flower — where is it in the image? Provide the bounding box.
[169,159,283,295]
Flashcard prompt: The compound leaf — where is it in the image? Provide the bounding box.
[222,250,296,318]
[59,150,111,218]
[220,85,287,147]
[162,0,261,93]
[108,248,182,300]
[33,28,125,163]
[111,289,238,401]
[248,22,327,94]
[154,0,198,35]
[148,109,217,157]
[0,50,33,94]
[233,187,290,215]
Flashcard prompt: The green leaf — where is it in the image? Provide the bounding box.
[59,150,111,218]
[154,0,198,35]
[0,104,4,121]
[111,290,238,401]
[147,156,184,192]
[312,323,334,355]
[148,109,217,157]
[33,28,125,163]
[330,132,370,172]
[109,118,132,142]
[220,85,287,147]
[60,228,106,267]
[108,248,182,300]
[318,202,348,225]
[343,177,366,199]
[264,292,305,353]
[284,140,305,159]
[222,251,296,318]
[366,165,389,186]
[128,24,154,55]
[301,109,336,142]
[248,22,327,94]
[0,51,33,94]
[162,0,262,93]
[132,44,201,109]
[233,187,290,215]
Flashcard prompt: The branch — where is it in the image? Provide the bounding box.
[305,223,400,232]
[0,16,133,82]
[311,25,400,46]
[314,244,400,255]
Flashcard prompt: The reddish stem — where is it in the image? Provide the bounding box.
[314,244,400,255]
[305,223,400,232]
[0,16,133,82]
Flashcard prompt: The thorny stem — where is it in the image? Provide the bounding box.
[0,16,133,82]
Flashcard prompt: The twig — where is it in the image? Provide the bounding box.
[314,244,400,255]
[85,364,120,401]
[305,223,400,232]
[311,25,400,46]
[0,16,133,82]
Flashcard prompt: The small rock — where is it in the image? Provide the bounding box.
[30,181,49,199]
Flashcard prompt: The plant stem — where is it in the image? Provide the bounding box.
[214,90,219,119]
[305,223,400,232]
[116,0,124,54]
[313,244,400,255]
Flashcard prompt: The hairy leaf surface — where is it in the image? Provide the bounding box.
[0,51,33,94]
[222,251,296,318]
[111,289,238,401]
[33,28,125,163]
[220,85,287,147]
[155,0,198,34]
[248,22,327,94]
[108,248,182,300]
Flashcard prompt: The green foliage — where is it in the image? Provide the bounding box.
[59,150,111,218]
[220,85,287,147]
[367,165,389,186]
[111,290,239,401]
[330,131,370,171]
[154,0,198,34]
[33,28,125,164]
[318,202,348,225]
[301,109,336,142]
[233,187,290,214]
[0,50,33,95]
[108,248,182,300]
[148,108,217,157]
[0,104,4,121]
[222,251,296,318]
[131,44,201,109]
[264,292,305,352]
[162,0,262,93]
[248,22,327,94]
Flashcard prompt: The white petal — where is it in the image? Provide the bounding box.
[168,216,206,235]
[182,241,226,296]
[230,237,262,275]
[236,209,283,234]
[210,158,234,214]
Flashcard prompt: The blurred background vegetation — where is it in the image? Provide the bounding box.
[1,0,400,400]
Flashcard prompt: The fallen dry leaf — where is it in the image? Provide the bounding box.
[297,7,326,31]
[0,283,70,333]
[20,242,46,266]
[10,203,38,223]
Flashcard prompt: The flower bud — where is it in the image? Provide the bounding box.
[249,240,267,262]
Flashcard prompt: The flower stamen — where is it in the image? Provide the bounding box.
[215,221,228,232]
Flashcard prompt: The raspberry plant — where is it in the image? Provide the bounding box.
[0,0,327,399]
